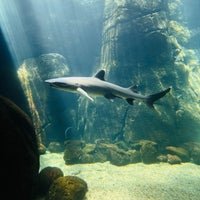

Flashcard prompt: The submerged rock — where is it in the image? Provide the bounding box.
[64,140,86,164]
[64,146,83,165]
[167,154,182,165]
[166,146,190,162]
[140,141,158,164]
[157,154,168,162]
[48,142,64,153]
[182,142,200,165]
[46,176,88,200]
[127,150,141,163]
[63,140,142,165]
[108,146,131,166]
[37,166,64,197]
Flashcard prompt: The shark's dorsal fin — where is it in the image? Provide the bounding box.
[94,70,105,81]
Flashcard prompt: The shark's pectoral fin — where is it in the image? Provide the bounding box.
[77,87,94,101]
[126,98,135,105]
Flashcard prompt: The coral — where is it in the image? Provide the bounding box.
[38,166,64,197]
[45,176,88,200]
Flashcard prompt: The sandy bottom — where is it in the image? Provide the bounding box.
[40,152,200,200]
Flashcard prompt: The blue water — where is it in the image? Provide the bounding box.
[0,0,200,164]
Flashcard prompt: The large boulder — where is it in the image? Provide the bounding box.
[46,176,88,200]
[37,166,64,198]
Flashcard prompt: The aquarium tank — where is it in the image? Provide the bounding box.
[0,0,200,199]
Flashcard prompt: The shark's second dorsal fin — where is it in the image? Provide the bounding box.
[94,70,105,81]
[128,85,138,93]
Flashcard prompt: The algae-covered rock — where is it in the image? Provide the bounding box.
[127,150,141,163]
[140,141,158,164]
[64,147,83,164]
[167,154,182,165]
[109,147,130,166]
[182,142,200,164]
[0,96,39,199]
[82,143,96,154]
[80,143,98,163]
[166,146,190,162]
[63,140,85,164]
[157,154,168,162]
[46,176,88,200]
[95,142,141,165]
[48,142,64,153]
[38,166,64,197]
[17,53,70,146]
[63,140,142,165]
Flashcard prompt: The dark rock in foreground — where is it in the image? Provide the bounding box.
[37,166,64,198]
[0,96,39,200]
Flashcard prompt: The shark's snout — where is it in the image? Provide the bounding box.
[45,79,56,88]
[45,79,55,83]
[45,79,69,89]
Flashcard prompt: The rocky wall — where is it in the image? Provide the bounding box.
[77,0,200,147]
[18,53,70,146]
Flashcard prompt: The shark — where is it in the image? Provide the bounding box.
[45,70,171,108]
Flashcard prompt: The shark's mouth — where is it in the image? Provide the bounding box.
[50,82,68,88]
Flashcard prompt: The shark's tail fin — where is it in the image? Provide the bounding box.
[145,87,171,109]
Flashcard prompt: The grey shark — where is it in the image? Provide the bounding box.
[45,70,171,108]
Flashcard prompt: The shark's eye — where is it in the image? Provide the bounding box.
[75,83,80,87]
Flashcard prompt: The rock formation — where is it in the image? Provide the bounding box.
[77,0,200,147]
[18,53,70,145]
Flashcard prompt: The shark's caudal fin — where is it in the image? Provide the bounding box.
[145,87,171,109]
